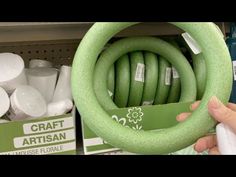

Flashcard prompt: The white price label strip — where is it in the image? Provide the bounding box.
[165,67,172,85]
[107,90,113,97]
[172,67,180,79]
[142,100,154,106]
[182,32,202,54]
[233,61,236,81]
[135,63,145,82]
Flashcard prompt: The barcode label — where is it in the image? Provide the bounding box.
[233,61,236,81]
[172,67,180,79]
[182,32,202,54]
[165,67,172,85]
[135,63,145,82]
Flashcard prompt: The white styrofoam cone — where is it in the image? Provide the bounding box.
[0,87,10,117]
[29,59,53,68]
[0,53,27,94]
[52,65,72,102]
[7,85,47,121]
[26,68,58,103]
[46,99,73,117]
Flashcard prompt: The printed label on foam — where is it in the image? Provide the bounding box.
[135,63,145,82]
[182,32,202,54]
[233,61,236,81]
[108,90,113,97]
[172,67,180,79]
[142,100,154,106]
[165,67,172,85]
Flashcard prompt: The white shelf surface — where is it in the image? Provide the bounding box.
[0,22,229,43]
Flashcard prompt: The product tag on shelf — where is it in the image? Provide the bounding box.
[233,61,236,81]
[182,32,202,54]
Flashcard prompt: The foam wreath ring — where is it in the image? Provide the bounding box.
[114,54,130,108]
[191,53,206,100]
[93,36,196,111]
[166,40,181,103]
[84,35,196,152]
[72,23,232,154]
[154,57,171,105]
[127,51,145,107]
[141,52,159,106]
[167,67,181,103]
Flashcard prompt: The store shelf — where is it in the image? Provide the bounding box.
[0,22,230,155]
[0,22,229,44]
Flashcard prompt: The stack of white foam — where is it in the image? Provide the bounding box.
[0,53,73,123]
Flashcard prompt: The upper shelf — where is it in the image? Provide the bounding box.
[0,22,229,43]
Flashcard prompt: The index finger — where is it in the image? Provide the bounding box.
[190,100,201,111]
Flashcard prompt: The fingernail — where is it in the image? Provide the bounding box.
[190,101,200,111]
[189,104,193,110]
[190,102,196,110]
[208,96,221,110]
[176,115,180,121]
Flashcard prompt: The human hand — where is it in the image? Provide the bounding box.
[176,96,236,155]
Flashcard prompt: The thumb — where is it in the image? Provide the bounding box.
[208,96,236,132]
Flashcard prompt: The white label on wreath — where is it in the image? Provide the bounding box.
[233,61,236,81]
[135,63,145,82]
[165,67,172,85]
[172,67,180,79]
[142,100,154,106]
[108,90,113,97]
[182,32,202,54]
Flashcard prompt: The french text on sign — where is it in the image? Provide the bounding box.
[0,142,76,155]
